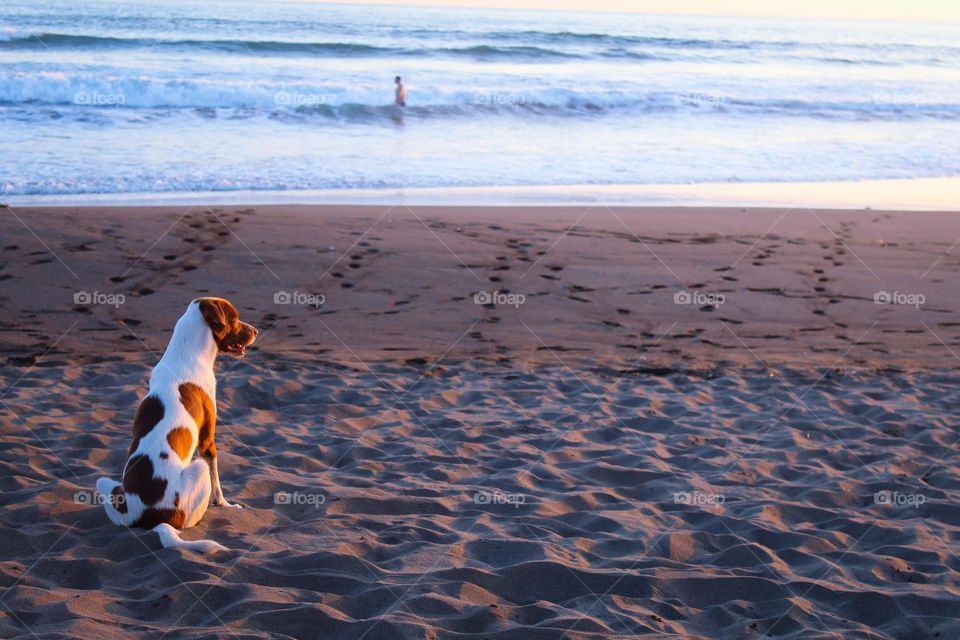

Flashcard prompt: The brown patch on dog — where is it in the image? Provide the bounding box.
[180,382,217,460]
[111,486,128,514]
[198,419,217,461]
[132,508,185,529]
[179,382,213,427]
[129,395,164,455]
[122,454,167,505]
[166,426,194,461]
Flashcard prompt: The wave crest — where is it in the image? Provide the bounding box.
[1,72,957,122]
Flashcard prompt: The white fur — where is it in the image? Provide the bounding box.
[96,300,235,553]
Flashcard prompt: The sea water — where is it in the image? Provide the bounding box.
[2,0,959,198]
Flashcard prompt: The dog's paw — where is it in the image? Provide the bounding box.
[211,496,243,509]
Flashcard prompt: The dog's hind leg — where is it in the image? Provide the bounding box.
[151,459,226,553]
[152,523,226,553]
[177,458,213,529]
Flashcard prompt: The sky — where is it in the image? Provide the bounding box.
[328,0,960,22]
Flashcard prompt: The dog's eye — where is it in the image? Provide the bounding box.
[211,322,225,332]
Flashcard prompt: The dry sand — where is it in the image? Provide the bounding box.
[1,204,958,639]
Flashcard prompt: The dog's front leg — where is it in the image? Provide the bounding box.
[201,441,242,509]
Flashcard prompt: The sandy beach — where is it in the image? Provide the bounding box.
[1,204,959,639]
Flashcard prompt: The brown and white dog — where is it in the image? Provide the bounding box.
[96,297,257,553]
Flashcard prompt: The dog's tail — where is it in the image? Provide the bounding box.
[96,477,136,527]
[152,523,227,554]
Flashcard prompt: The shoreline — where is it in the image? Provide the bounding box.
[6,175,960,210]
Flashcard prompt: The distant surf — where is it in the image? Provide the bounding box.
[3,72,958,121]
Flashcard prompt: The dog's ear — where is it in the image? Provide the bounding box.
[198,299,228,338]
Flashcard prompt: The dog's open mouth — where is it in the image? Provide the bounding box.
[225,343,247,357]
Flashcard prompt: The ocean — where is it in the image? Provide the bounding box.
[2,0,960,199]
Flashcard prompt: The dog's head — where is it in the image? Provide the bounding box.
[195,297,258,358]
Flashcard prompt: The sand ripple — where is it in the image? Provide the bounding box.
[1,356,958,639]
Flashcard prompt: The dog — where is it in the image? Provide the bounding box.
[96,297,258,553]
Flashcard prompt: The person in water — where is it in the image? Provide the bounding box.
[395,76,407,107]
